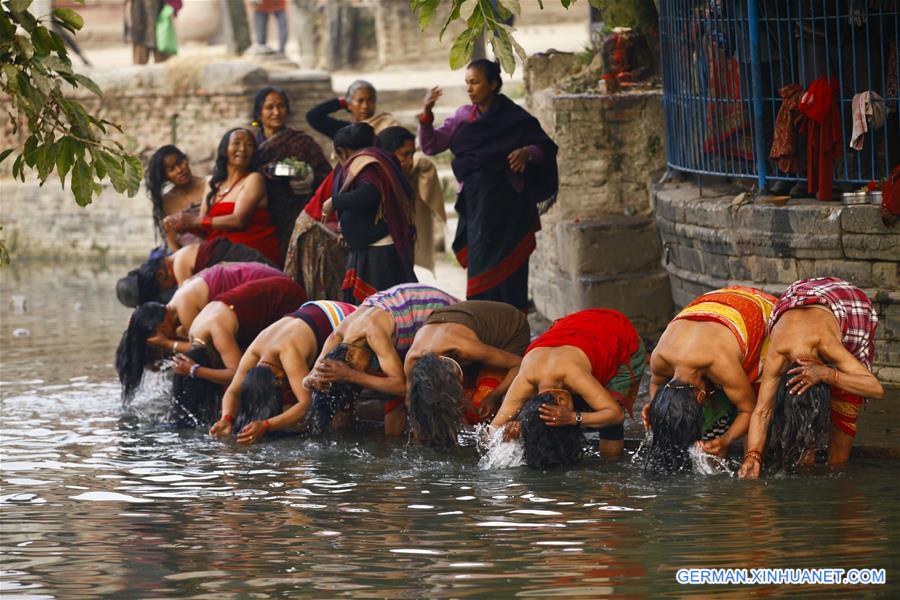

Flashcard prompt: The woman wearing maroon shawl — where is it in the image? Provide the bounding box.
[322,123,417,304]
[251,87,332,261]
[419,60,558,310]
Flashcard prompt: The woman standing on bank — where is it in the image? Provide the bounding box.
[419,59,558,310]
[251,87,332,260]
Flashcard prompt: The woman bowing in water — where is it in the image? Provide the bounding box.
[419,59,558,310]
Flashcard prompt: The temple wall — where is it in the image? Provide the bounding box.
[0,62,334,261]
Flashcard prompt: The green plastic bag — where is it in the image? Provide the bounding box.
[156,4,178,56]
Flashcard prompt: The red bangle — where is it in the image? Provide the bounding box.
[222,414,234,424]
[338,97,347,109]
[201,216,212,231]
[263,419,271,431]
[418,112,434,125]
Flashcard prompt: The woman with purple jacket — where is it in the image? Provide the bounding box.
[418,59,558,310]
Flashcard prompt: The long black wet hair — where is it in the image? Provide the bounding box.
[765,365,831,471]
[643,379,704,477]
[333,122,375,156]
[115,302,168,402]
[306,344,379,435]
[466,58,503,92]
[205,128,260,207]
[235,365,285,433]
[408,354,464,450]
[518,393,584,470]
[251,86,291,127]
[146,145,187,241]
[170,345,223,429]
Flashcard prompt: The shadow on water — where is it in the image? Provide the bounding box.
[2,263,899,597]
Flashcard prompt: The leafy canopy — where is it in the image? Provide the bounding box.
[1,0,142,207]
[410,0,602,74]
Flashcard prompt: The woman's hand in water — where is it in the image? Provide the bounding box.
[787,360,834,395]
[641,401,653,430]
[209,419,233,438]
[236,420,268,445]
[502,421,522,442]
[699,436,730,457]
[738,456,761,479]
[507,147,531,173]
[171,354,196,377]
[539,402,576,427]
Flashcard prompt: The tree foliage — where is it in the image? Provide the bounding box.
[410,0,603,74]
[1,0,142,207]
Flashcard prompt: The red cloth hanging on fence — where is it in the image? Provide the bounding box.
[769,83,805,173]
[799,77,841,201]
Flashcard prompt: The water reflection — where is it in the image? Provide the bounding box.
[2,264,899,597]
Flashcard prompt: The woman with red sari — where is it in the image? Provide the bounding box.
[419,59,558,310]
[165,128,282,266]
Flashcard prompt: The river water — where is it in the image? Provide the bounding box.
[2,264,898,598]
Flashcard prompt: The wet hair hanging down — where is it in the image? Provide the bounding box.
[766,365,831,471]
[235,365,285,433]
[517,393,584,470]
[643,379,704,477]
[305,345,371,435]
[408,354,465,450]
[115,302,168,403]
[170,345,223,429]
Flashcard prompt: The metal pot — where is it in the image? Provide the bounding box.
[841,191,868,205]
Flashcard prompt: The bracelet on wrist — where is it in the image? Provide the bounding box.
[172,341,178,353]
[189,363,199,379]
[263,419,271,431]
[201,216,213,231]
[418,111,434,125]
[575,411,582,426]
[222,414,234,424]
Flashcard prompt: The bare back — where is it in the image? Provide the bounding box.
[653,319,744,383]
[770,305,843,366]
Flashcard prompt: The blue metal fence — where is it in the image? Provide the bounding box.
[660,0,899,191]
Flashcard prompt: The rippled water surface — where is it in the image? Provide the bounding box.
[2,264,899,598]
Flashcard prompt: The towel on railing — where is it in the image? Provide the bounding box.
[849,91,885,151]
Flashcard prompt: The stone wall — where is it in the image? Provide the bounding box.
[654,182,900,384]
[525,52,672,335]
[1,62,334,260]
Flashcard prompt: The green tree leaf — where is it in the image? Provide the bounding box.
[72,157,92,206]
[35,140,55,181]
[73,73,102,97]
[9,0,34,13]
[449,29,476,69]
[56,136,75,181]
[497,0,521,16]
[489,30,516,75]
[52,8,83,32]
[0,148,14,164]
[32,25,53,56]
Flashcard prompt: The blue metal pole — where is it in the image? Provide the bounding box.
[748,0,766,192]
